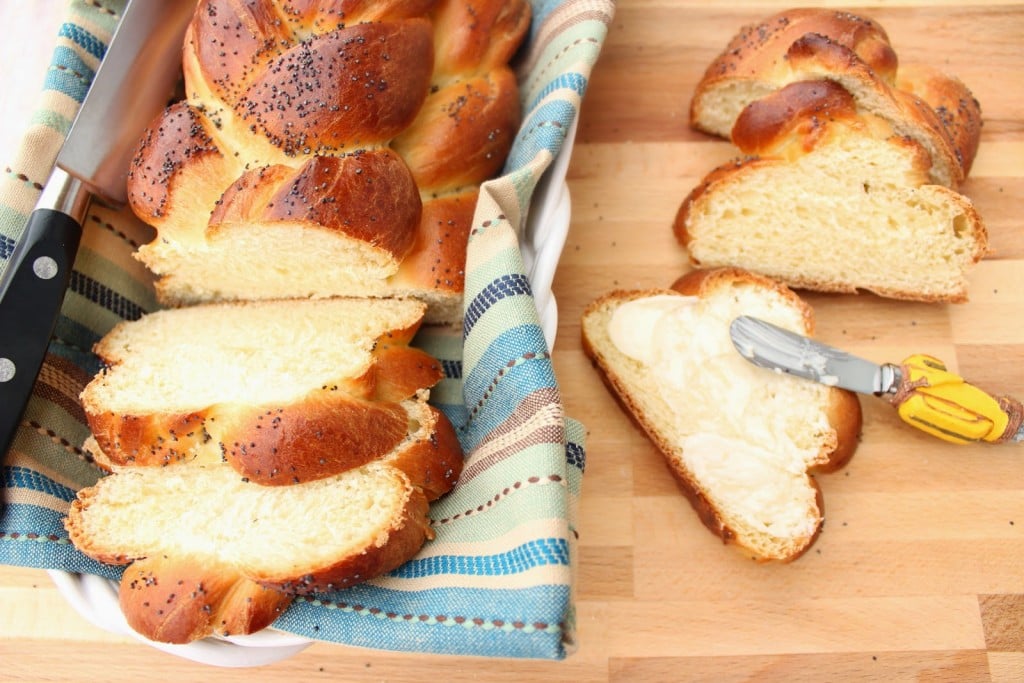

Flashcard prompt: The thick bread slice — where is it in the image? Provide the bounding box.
[80,298,463,485]
[676,80,987,303]
[581,268,861,561]
[65,461,433,643]
[689,8,980,187]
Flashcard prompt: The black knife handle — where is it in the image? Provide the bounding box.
[0,208,82,457]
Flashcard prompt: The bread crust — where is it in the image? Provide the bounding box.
[68,465,442,643]
[690,9,897,134]
[208,151,422,263]
[81,300,454,483]
[392,189,477,297]
[581,268,861,561]
[118,558,293,644]
[729,79,861,156]
[385,404,465,501]
[689,8,979,189]
[896,63,983,177]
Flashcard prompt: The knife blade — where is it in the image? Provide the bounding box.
[0,0,196,458]
[730,315,1024,445]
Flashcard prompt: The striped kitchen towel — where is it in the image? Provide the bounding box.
[0,0,613,661]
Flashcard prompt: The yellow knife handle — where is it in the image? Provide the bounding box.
[891,354,1023,444]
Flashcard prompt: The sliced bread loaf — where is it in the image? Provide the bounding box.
[65,460,434,643]
[676,80,988,303]
[581,268,861,561]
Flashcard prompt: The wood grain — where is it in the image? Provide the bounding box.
[2,2,1024,681]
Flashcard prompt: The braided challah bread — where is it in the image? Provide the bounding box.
[127,0,530,323]
[689,8,980,188]
[678,8,987,303]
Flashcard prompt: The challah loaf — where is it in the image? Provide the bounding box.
[127,0,530,323]
[66,460,435,644]
[689,8,980,188]
[581,268,861,561]
[676,80,988,303]
[81,297,462,492]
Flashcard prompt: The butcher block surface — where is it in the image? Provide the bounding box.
[2,2,1023,681]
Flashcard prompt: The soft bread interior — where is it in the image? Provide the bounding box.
[683,134,984,301]
[143,223,402,306]
[584,282,842,559]
[83,298,425,413]
[67,461,417,578]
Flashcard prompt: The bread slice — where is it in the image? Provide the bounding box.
[80,297,462,487]
[65,460,434,643]
[676,80,987,303]
[581,268,861,561]
[689,8,980,187]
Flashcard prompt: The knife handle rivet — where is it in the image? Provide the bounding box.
[0,358,14,382]
[32,256,59,280]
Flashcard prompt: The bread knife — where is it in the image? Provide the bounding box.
[729,315,1024,445]
[0,0,195,458]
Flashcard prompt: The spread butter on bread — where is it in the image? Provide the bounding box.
[582,268,862,561]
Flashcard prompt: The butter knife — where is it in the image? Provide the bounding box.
[730,315,1024,445]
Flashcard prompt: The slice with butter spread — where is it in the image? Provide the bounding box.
[581,267,862,561]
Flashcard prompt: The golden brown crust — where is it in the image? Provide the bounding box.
[392,67,521,192]
[216,395,410,486]
[118,558,293,644]
[83,304,449,481]
[814,389,863,474]
[691,8,898,132]
[896,63,983,178]
[126,102,227,223]
[208,151,422,262]
[730,80,860,156]
[385,405,464,500]
[690,8,980,189]
[237,19,434,154]
[392,188,477,296]
[431,0,532,75]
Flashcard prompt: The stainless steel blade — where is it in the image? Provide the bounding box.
[55,0,195,205]
[729,315,899,396]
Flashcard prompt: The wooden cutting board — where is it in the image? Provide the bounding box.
[2,3,1022,681]
[554,3,1024,681]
